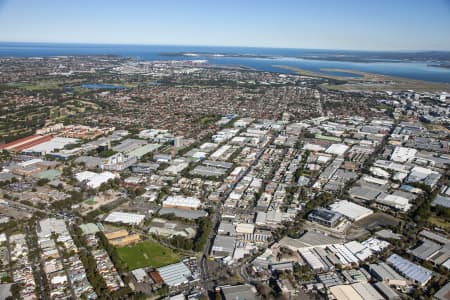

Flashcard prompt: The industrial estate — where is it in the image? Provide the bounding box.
[0,54,449,300]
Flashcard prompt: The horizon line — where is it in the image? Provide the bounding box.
[1,40,450,53]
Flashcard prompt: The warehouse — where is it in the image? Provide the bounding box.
[349,186,383,202]
[373,282,401,300]
[104,212,145,225]
[163,196,201,210]
[376,194,411,212]
[79,223,103,235]
[419,230,450,245]
[299,248,327,271]
[75,156,103,169]
[329,285,363,300]
[37,218,68,238]
[158,208,208,220]
[303,143,325,152]
[202,160,233,169]
[211,235,236,258]
[351,282,384,300]
[75,171,117,189]
[157,262,194,287]
[387,254,433,287]
[0,134,52,152]
[164,161,190,175]
[113,138,147,153]
[220,284,257,300]
[210,145,232,159]
[432,195,450,209]
[329,200,373,221]
[407,239,442,261]
[23,137,79,155]
[368,262,407,287]
[390,146,417,163]
[434,282,450,300]
[190,165,227,177]
[235,223,255,235]
[325,143,350,156]
[126,143,160,158]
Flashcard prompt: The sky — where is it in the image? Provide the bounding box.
[0,0,450,51]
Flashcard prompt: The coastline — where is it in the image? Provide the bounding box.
[273,65,450,93]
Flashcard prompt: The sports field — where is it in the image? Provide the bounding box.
[117,240,180,270]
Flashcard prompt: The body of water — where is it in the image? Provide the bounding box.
[1,42,450,83]
[80,83,126,90]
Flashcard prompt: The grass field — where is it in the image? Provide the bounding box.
[428,216,450,230]
[117,240,180,270]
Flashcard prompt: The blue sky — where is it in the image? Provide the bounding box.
[0,0,449,50]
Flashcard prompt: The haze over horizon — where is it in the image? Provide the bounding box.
[1,0,450,51]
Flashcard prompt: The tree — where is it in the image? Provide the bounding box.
[36,178,49,186]
[194,217,212,252]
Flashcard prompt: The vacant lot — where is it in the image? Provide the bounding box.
[428,216,450,230]
[117,240,180,270]
[354,212,399,230]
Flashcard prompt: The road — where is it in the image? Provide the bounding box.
[55,238,77,299]
[25,226,49,300]
[198,135,275,293]
[1,198,47,214]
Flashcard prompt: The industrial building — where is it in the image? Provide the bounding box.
[75,171,117,189]
[386,254,433,287]
[158,208,208,220]
[325,143,350,156]
[0,134,52,152]
[376,194,412,212]
[390,146,417,163]
[434,281,450,300]
[329,200,373,222]
[104,212,145,225]
[100,153,137,171]
[219,284,257,300]
[23,137,79,155]
[373,282,401,300]
[190,165,227,177]
[329,285,364,300]
[331,283,385,300]
[368,262,407,287]
[308,208,343,228]
[156,262,195,287]
[37,218,68,238]
[163,196,201,210]
[211,235,236,258]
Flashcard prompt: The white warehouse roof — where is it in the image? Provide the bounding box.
[75,171,116,189]
[104,212,145,225]
[163,196,201,209]
[157,262,193,287]
[326,144,350,156]
[377,194,411,212]
[235,223,255,234]
[391,146,417,163]
[329,200,373,221]
[303,143,325,152]
[25,137,79,154]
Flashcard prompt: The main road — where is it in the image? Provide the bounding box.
[199,135,275,292]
